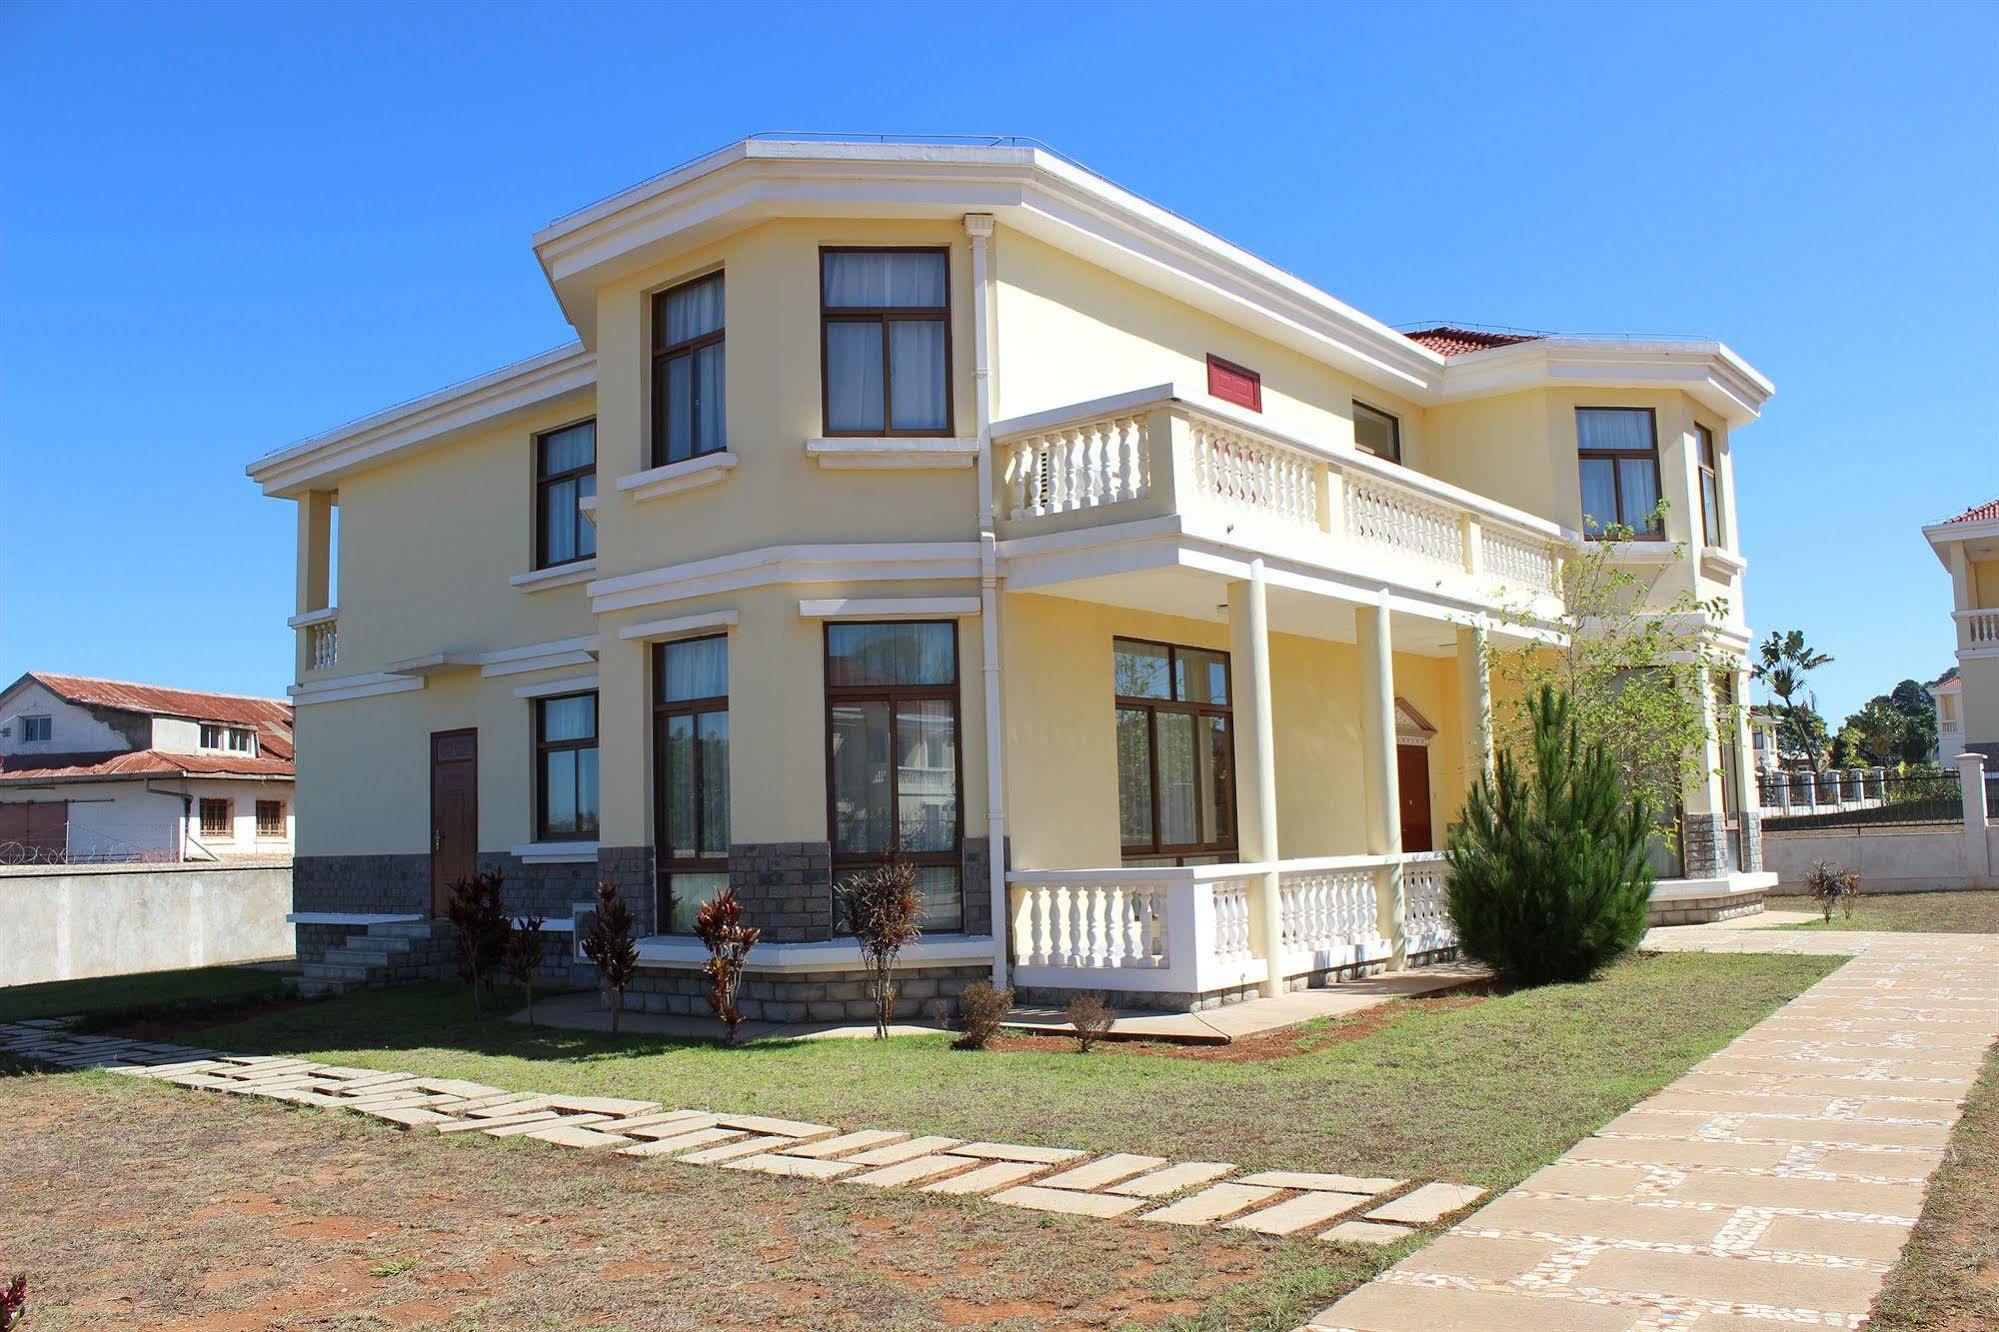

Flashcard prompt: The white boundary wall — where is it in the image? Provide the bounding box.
[0,861,294,988]
[1763,753,1995,893]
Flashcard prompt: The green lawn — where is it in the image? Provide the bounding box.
[1771,890,1999,935]
[0,964,290,1026]
[1870,1046,1999,1330]
[179,951,1837,1185]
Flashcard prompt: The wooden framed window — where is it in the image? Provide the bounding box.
[1206,355,1261,411]
[1576,407,1664,539]
[227,727,255,754]
[1695,422,1723,547]
[534,419,597,570]
[199,798,232,838]
[1113,638,1236,862]
[255,800,286,838]
[820,248,952,437]
[20,716,50,743]
[1353,400,1402,463]
[825,621,963,932]
[535,693,599,841]
[653,636,730,934]
[651,273,726,467]
[199,723,224,749]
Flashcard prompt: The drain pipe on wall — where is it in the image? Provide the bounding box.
[965,212,1010,990]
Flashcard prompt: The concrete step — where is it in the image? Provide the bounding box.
[323,948,396,968]
[368,921,450,940]
[294,978,348,998]
[302,961,376,982]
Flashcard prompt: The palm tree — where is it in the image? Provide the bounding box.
[1753,630,1833,767]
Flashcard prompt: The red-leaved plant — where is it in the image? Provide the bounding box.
[580,882,640,1034]
[839,853,923,1039]
[692,886,760,1045]
[2,1274,25,1332]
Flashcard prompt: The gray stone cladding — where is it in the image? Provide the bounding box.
[727,842,834,941]
[1681,812,1726,880]
[1741,810,1764,873]
[621,963,991,1024]
[595,845,656,938]
[294,853,429,918]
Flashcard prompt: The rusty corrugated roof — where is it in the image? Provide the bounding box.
[21,672,293,762]
[0,748,295,783]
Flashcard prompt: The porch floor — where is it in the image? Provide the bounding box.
[1002,961,1493,1045]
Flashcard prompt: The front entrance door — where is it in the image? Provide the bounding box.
[429,729,478,916]
[1396,744,1433,853]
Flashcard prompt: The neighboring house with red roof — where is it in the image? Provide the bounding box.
[0,672,295,862]
[1923,500,1999,765]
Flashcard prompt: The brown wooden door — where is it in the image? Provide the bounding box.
[429,729,478,916]
[0,800,67,861]
[1396,744,1433,853]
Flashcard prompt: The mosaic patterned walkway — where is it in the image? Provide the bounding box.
[0,1021,1484,1248]
[1300,927,1999,1331]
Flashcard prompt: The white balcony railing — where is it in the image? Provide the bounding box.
[1957,608,1999,648]
[309,618,339,671]
[995,389,1567,609]
[1008,852,1454,998]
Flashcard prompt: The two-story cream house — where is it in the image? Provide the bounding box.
[1925,499,1999,766]
[250,137,1772,1014]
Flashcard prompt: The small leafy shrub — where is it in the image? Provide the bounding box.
[1805,859,1862,923]
[1446,685,1654,986]
[954,980,1013,1050]
[580,882,641,1034]
[445,870,509,1014]
[839,854,924,1039]
[503,914,545,1026]
[1066,994,1115,1053]
[693,886,760,1045]
[2,1274,23,1332]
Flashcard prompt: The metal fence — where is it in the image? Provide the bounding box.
[1760,769,1963,831]
[0,825,185,866]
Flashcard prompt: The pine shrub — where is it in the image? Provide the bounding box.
[1446,685,1654,985]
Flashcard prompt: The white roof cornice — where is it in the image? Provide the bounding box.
[1433,336,1774,426]
[246,344,596,496]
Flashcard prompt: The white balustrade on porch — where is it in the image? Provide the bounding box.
[308,617,339,671]
[1958,608,1999,648]
[1009,852,1455,999]
[992,389,1564,604]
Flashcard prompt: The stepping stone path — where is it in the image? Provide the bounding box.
[0,1020,1485,1249]
[1299,927,1999,1331]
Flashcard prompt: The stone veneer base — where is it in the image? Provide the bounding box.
[621,963,991,1024]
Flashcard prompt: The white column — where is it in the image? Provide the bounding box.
[1958,752,1991,885]
[1357,591,1404,968]
[1456,620,1493,786]
[966,212,1010,988]
[1228,560,1284,998]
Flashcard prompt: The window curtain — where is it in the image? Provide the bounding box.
[543,422,595,473]
[823,252,946,308]
[663,278,724,344]
[1576,408,1653,452]
[824,323,884,433]
[888,320,947,431]
[662,636,727,701]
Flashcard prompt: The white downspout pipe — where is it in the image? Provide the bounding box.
[965,212,1009,989]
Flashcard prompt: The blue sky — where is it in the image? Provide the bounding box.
[2,0,1993,724]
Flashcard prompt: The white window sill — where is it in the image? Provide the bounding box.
[1598,541,1680,567]
[510,558,597,593]
[805,437,979,470]
[511,841,599,864]
[1699,545,1747,579]
[616,452,738,502]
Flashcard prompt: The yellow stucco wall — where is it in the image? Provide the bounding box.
[1970,557,1999,609]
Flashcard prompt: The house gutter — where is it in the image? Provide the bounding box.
[965,212,1009,990]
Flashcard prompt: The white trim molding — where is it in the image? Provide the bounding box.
[1699,546,1748,580]
[289,671,425,706]
[588,541,981,614]
[615,609,740,642]
[615,451,738,502]
[511,841,599,864]
[799,596,982,619]
[479,635,601,677]
[287,607,338,630]
[286,912,424,926]
[510,558,598,593]
[513,673,598,700]
[805,437,980,470]
[383,652,484,676]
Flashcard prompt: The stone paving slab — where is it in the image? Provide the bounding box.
[1140,1182,1283,1226]
[1322,1220,1415,1246]
[990,1184,1151,1218]
[1300,927,1999,1332]
[919,1161,1048,1195]
[1107,1161,1237,1197]
[1225,1190,1372,1235]
[845,1154,983,1189]
[1036,1152,1168,1191]
[1363,1182,1486,1224]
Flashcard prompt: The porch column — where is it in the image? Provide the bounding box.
[1958,752,1991,885]
[1228,560,1284,999]
[1357,591,1405,968]
[1456,619,1493,786]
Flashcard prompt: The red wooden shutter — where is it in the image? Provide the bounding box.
[1206,355,1261,411]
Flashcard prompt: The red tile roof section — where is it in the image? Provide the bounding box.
[1940,498,1999,526]
[0,749,296,783]
[16,673,295,770]
[1403,326,1542,358]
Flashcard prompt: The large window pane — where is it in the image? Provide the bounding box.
[542,478,578,564]
[912,866,962,932]
[825,322,885,433]
[1116,708,1154,847]
[663,277,724,344]
[1618,457,1662,532]
[1700,471,1722,545]
[1576,408,1654,451]
[1113,640,1172,699]
[827,622,955,687]
[895,701,957,853]
[694,342,725,454]
[542,695,595,742]
[661,636,728,702]
[575,747,599,836]
[1156,712,1199,845]
[1353,401,1401,462]
[664,355,693,463]
[665,871,728,936]
[541,421,595,473]
[662,713,695,858]
[1176,648,1229,705]
[823,251,947,308]
[1205,716,1233,845]
[544,749,578,835]
[1579,457,1618,535]
[698,711,729,856]
[830,701,893,853]
[888,320,948,431]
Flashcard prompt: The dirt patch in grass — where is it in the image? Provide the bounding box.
[1869,1046,1999,1331]
[102,996,307,1043]
[987,991,1498,1063]
[0,1070,1387,1331]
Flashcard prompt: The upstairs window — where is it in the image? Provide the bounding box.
[1353,400,1402,463]
[1576,407,1663,538]
[652,273,726,467]
[1695,422,1724,547]
[20,716,50,743]
[535,419,597,569]
[200,723,224,749]
[227,727,255,754]
[821,248,951,436]
[1206,355,1262,411]
[536,692,600,841]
